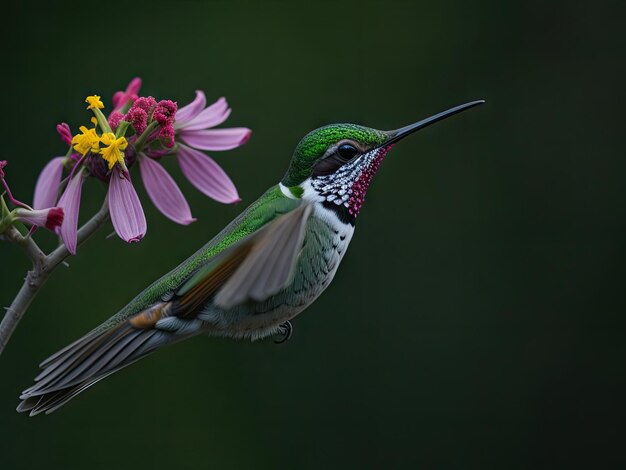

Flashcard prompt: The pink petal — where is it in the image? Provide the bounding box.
[181,97,230,131]
[113,77,142,110]
[175,90,206,125]
[108,167,147,243]
[56,170,86,255]
[179,128,252,151]
[138,155,196,225]
[177,144,240,204]
[112,91,124,109]
[126,77,142,96]
[33,157,65,210]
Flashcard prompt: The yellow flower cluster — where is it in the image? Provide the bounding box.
[85,95,104,110]
[71,126,101,156]
[99,133,128,169]
[71,96,128,170]
[72,128,128,169]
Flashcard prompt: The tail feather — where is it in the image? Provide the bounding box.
[34,330,100,381]
[27,326,129,394]
[38,329,100,369]
[52,330,146,391]
[20,367,128,416]
[17,321,181,416]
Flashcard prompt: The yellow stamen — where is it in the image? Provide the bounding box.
[85,95,104,110]
[99,133,128,170]
[71,126,100,156]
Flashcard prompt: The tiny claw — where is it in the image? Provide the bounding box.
[274,321,293,344]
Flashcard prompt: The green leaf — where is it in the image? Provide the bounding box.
[0,193,9,218]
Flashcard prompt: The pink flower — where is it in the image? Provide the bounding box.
[175,91,251,151]
[26,81,252,254]
[138,154,195,225]
[56,169,86,254]
[108,167,146,243]
[33,157,65,210]
[15,207,64,232]
[112,77,142,112]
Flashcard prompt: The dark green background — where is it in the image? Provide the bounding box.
[1,1,624,468]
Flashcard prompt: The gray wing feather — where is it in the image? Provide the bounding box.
[214,203,312,309]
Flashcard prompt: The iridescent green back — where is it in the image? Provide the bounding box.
[97,186,299,331]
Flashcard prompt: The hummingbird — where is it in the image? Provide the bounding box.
[17,100,484,415]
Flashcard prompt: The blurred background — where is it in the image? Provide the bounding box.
[1,0,624,468]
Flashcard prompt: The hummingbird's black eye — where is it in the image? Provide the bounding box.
[337,144,359,160]
[312,142,361,176]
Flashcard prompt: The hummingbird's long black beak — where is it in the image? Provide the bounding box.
[385,100,485,145]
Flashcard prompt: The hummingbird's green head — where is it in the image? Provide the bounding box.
[282,123,387,187]
[281,100,484,223]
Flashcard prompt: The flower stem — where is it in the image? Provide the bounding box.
[133,121,159,152]
[0,208,17,233]
[0,197,110,357]
[1,175,32,211]
[115,120,130,139]
[92,108,113,134]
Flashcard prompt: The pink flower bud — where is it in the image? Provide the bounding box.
[124,107,148,135]
[158,124,175,148]
[56,123,73,146]
[15,207,64,232]
[154,100,178,126]
[132,96,157,114]
[108,111,124,131]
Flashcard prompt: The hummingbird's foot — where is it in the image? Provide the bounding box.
[274,321,293,344]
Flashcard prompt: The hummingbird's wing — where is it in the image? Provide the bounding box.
[18,192,312,415]
[183,202,313,309]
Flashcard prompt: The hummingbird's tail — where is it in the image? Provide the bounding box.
[16,314,190,416]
